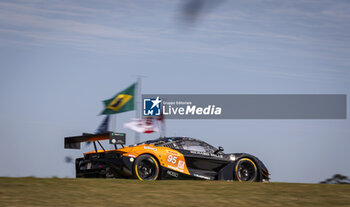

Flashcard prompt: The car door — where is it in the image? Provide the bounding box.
[176,139,229,173]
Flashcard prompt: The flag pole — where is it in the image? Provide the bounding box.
[134,77,141,144]
[110,114,116,132]
[114,114,117,132]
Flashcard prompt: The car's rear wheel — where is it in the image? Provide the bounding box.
[133,154,160,181]
[235,158,258,182]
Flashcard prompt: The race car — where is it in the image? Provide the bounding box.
[64,132,270,182]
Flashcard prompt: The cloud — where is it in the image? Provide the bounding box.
[0,2,145,40]
[0,0,350,84]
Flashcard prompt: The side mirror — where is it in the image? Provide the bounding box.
[214,146,224,154]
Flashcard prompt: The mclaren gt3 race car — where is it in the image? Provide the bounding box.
[64,132,270,182]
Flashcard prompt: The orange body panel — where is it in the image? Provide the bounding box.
[84,144,190,175]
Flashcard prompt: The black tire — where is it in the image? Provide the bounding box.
[235,158,258,182]
[133,154,160,181]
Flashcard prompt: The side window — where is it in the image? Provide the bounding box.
[180,140,217,153]
[182,143,206,152]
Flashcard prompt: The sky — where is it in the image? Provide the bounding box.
[0,0,349,183]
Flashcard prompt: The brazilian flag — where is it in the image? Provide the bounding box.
[101,83,136,115]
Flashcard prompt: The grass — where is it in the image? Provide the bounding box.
[1,177,350,207]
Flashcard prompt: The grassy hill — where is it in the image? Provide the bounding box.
[1,177,350,207]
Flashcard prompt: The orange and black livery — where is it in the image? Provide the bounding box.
[65,132,270,182]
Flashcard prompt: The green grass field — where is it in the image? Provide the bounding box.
[1,177,350,207]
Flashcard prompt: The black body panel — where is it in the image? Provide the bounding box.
[75,151,134,178]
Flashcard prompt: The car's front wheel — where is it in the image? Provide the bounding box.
[133,154,160,181]
[235,158,258,182]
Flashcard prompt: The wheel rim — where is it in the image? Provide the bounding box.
[236,159,257,182]
[136,157,158,180]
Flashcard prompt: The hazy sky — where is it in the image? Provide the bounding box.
[0,0,349,183]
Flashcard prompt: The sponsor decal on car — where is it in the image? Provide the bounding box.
[166,149,181,155]
[167,165,184,173]
[167,170,179,178]
[144,146,157,151]
[190,150,223,158]
[177,160,185,169]
[193,173,211,180]
[127,154,136,158]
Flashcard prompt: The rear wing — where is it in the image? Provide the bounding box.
[64,132,125,149]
